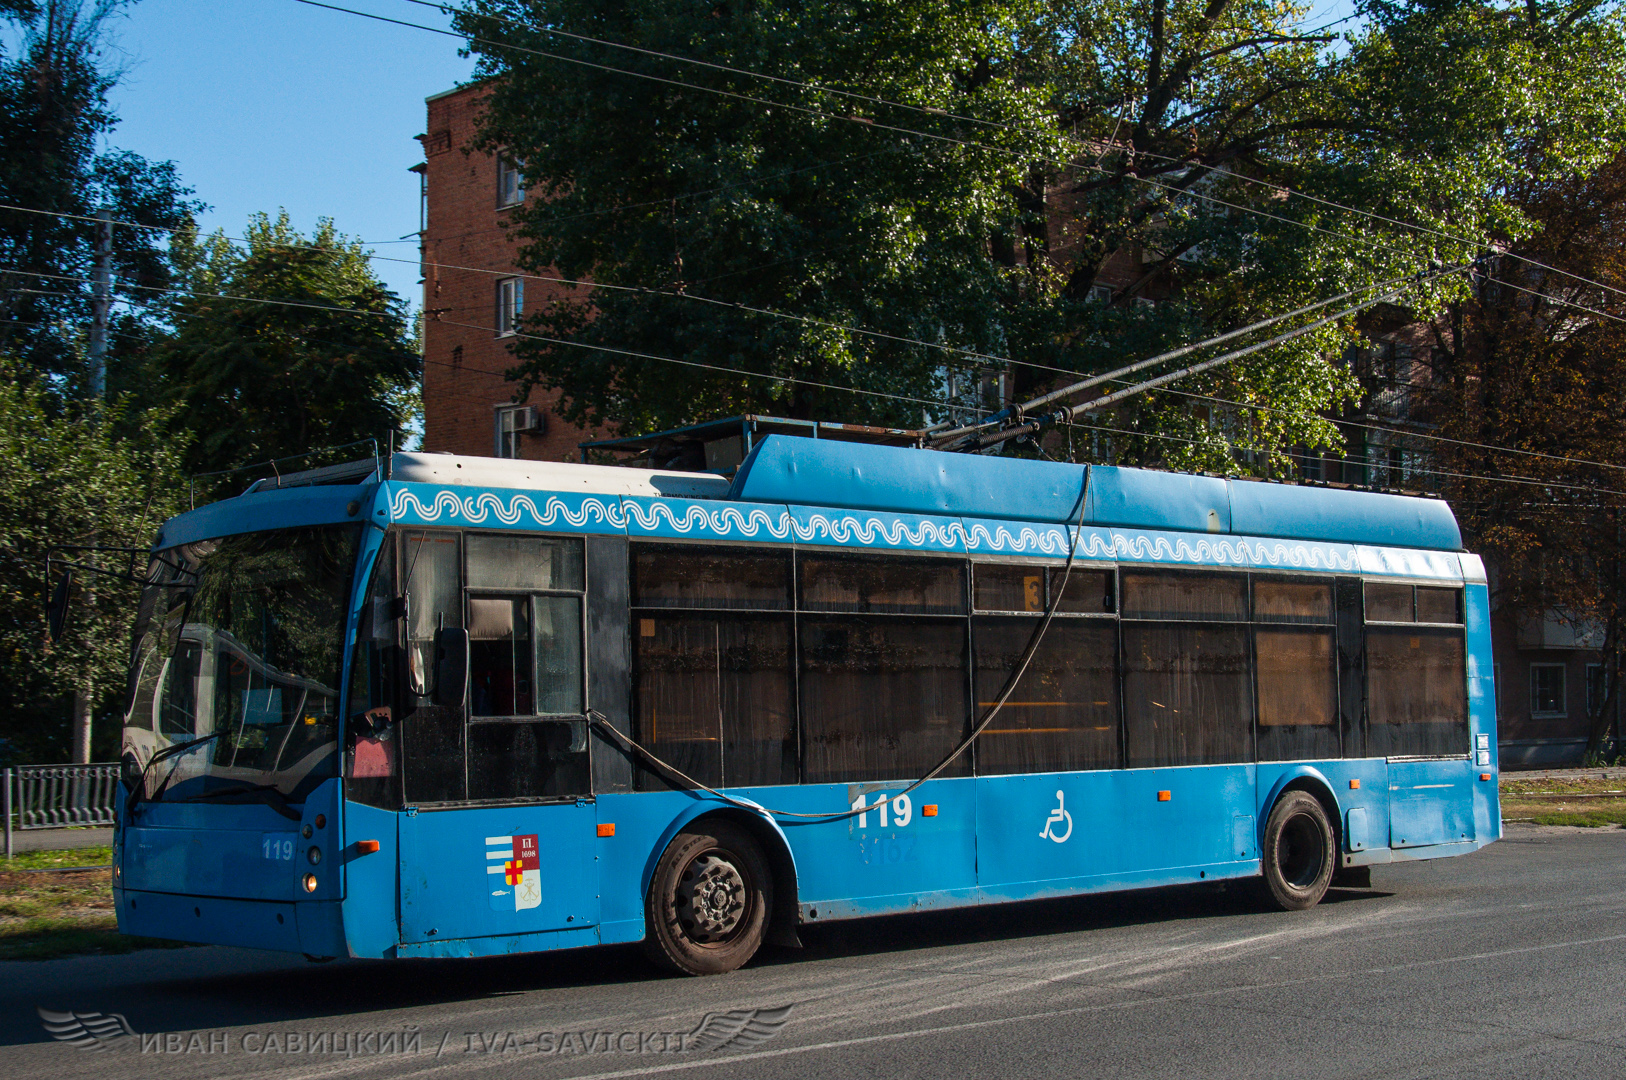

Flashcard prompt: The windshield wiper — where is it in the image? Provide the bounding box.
[127,731,224,815]
[181,783,301,821]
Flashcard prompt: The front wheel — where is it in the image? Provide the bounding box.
[1261,791,1334,911]
[643,820,771,975]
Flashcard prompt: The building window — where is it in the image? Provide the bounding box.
[1088,284,1113,304]
[496,277,523,337]
[497,157,525,208]
[1530,663,1566,718]
[1587,664,1608,717]
[494,405,539,458]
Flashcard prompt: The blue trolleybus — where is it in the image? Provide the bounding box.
[115,436,1499,974]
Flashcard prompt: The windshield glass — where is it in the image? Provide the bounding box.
[123,525,361,803]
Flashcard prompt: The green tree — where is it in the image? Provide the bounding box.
[0,368,183,764]
[453,0,1626,473]
[1425,154,1626,760]
[0,0,201,398]
[151,211,422,484]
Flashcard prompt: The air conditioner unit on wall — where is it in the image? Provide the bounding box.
[500,406,544,435]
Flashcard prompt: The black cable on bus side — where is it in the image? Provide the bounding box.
[588,468,1092,824]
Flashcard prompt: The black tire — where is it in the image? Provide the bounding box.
[1261,791,1335,911]
[643,820,771,976]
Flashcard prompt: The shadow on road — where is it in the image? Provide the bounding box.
[4,879,1394,1046]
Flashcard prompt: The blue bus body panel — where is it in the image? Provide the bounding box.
[396,802,598,945]
[1228,477,1462,550]
[1087,467,1232,534]
[730,437,1461,550]
[620,495,793,543]
[159,486,366,547]
[730,437,1087,524]
[386,481,626,536]
[976,766,1258,900]
[340,800,400,958]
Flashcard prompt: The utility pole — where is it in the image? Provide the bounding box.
[88,207,112,399]
[74,208,113,764]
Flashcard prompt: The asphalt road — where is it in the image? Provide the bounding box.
[4,823,1624,1080]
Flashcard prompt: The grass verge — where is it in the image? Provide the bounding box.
[1500,776,1626,828]
[0,845,186,961]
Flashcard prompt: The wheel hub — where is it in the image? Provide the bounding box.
[676,854,747,941]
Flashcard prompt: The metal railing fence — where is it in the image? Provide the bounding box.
[3,763,121,857]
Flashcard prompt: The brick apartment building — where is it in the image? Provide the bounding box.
[415,82,590,462]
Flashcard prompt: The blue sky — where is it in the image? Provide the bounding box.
[101,0,475,306]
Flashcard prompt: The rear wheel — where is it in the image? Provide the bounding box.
[1261,791,1334,911]
[643,820,771,975]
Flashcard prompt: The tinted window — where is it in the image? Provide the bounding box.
[1122,623,1253,767]
[1255,627,1340,762]
[1415,586,1462,624]
[1254,580,1333,623]
[1367,627,1467,756]
[1121,571,1247,621]
[800,618,969,782]
[632,545,791,610]
[973,619,1119,774]
[800,556,965,614]
[468,720,588,800]
[635,614,796,788]
[1365,582,1414,622]
[974,564,1114,614]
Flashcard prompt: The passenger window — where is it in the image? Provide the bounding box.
[1254,577,1339,761]
[1364,582,1414,622]
[1415,586,1462,625]
[799,617,969,783]
[632,545,790,609]
[1367,627,1468,756]
[800,555,966,614]
[635,615,795,788]
[631,545,797,789]
[973,619,1119,774]
[974,564,1114,614]
[1121,623,1253,767]
[1121,570,1247,621]
[1253,580,1333,622]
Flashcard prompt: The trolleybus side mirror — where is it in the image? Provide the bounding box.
[432,626,469,709]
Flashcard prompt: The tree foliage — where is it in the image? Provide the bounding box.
[454,0,1626,473]
[0,370,183,763]
[0,0,201,397]
[1426,154,1626,757]
[148,211,422,484]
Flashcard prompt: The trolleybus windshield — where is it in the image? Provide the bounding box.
[122,524,361,804]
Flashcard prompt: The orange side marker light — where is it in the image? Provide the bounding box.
[922,805,939,817]
[1480,773,1492,782]
[1157,790,1172,802]
[355,839,380,854]
[1349,779,1361,790]
[597,823,616,837]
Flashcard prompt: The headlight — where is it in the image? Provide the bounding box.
[302,873,318,893]
[307,846,321,865]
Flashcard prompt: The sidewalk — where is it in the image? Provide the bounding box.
[4,827,112,855]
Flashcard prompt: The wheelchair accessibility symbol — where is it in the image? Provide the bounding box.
[1040,790,1072,843]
